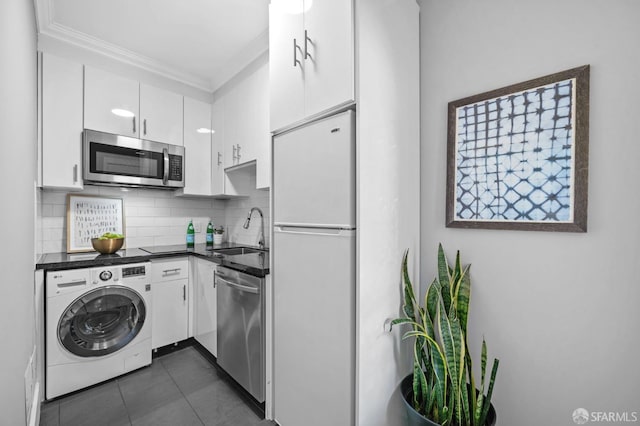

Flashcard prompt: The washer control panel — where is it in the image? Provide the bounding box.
[122,265,146,278]
[92,267,120,285]
[99,270,113,281]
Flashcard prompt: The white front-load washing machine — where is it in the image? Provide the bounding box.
[45,262,152,399]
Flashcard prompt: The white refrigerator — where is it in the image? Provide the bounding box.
[273,110,356,426]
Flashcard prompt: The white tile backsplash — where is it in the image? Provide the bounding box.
[37,183,271,253]
[225,199,271,247]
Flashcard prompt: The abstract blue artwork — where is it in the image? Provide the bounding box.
[446,66,590,232]
[455,79,573,221]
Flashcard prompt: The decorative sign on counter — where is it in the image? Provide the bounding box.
[66,194,125,253]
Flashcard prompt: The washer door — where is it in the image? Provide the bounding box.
[58,286,146,357]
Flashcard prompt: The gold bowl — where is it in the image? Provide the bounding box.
[91,237,124,254]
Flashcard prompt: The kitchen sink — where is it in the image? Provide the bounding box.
[212,247,263,256]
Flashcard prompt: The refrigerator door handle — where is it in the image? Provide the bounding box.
[274,222,355,230]
[274,225,356,237]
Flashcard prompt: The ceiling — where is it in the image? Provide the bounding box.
[34,0,269,92]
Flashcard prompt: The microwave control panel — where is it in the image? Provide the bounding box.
[168,154,183,181]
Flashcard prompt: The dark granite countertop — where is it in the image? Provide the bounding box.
[36,243,270,277]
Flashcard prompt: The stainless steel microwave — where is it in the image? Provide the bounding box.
[83,129,185,189]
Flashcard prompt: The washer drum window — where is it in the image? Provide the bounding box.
[58,286,146,357]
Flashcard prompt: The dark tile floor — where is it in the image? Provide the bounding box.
[40,344,276,426]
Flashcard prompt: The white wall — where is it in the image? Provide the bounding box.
[356,1,421,425]
[419,1,640,425]
[0,0,37,424]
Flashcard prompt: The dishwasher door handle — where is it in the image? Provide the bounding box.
[215,275,259,294]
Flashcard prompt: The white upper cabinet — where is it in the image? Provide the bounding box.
[40,53,84,190]
[210,96,228,196]
[269,0,305,132]
[224,60,269,169]
[84,67,184,145]
[210,56,270,195]
[269,0,354,131]
[210,94,253,198]
[140,84,184,145]
[180,97,212,196]
[84,66,140,137]
[303,0,354,119]
[249,61,271,189]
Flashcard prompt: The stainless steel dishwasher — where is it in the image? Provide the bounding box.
[215,265,265,402]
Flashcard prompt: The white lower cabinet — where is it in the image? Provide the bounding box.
[193,258,217,356]
[151,258,190,350]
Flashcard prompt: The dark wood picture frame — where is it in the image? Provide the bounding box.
[446,65,590,232]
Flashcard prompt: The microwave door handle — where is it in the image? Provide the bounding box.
[162,148,169,185]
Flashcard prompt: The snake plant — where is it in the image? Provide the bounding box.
[391,244,499,426]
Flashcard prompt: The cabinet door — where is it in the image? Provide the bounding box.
[41,53,84,190]
[211,96,226,195]
[269,0,305,131]
[84,66,139,137]
[223,85,242,168]
[253,60,271,189]
[194,259,217,356]
[235,63,268,167]
[152,279,189,349]
[140,84,184,145]
[303,0,354,118]
[182,97,212,196]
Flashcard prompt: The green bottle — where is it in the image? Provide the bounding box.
[186,220,195,248]
[206,220,214,248]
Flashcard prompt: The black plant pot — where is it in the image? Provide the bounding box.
[399,374,497,426]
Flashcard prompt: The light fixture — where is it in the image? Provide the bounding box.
[197,128,216,134]
[111,108,135,118]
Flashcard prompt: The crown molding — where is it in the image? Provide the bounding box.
[211,29,269,92]
[39,22,214,92]
[33,0,52,34]
[33,0,269,94]
[33,0,214,92]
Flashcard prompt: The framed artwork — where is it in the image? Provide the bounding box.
[66,194,125,253]
[446,65,590,232]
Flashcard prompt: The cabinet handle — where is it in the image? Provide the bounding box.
[73,164,78,183]
[215,276,260,295]
[162,268,181,275]
[132,117,136,134]
[293,38,302,68]
[143,119,147,136]
[217,152,222,166]
[232,144,237,162]
[183,284,186,301]
[304,30,313,60]
[236,144,241,162]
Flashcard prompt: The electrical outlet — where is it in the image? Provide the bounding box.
[194,222,202,233]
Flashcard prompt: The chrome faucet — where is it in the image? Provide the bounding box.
[243,207,265,250]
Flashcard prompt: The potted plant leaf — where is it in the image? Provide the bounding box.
[391,244,499,426]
